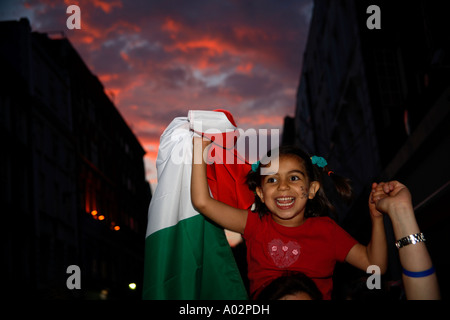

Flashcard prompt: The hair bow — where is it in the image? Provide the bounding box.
[310,156,327,168]
[251,160,260,173]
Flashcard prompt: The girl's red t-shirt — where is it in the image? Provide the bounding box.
[243,211,358,300]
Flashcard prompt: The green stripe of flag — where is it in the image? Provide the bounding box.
[143,214,248,300]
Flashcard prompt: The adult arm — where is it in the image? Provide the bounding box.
[375,181,440,300]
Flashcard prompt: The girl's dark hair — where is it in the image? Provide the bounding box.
[257,271,323,300]
[246,145,353,219]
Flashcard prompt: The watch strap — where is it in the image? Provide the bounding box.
[395,232,426,249]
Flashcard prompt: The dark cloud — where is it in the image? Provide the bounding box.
[224,72,284,98]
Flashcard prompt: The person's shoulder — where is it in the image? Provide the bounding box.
[244,210,269,239]
[247,209,261,220]
[246,210,270,228]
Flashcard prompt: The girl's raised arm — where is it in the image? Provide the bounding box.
[191,137,248,234]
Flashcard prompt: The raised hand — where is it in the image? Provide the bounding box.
[372,180,413,215]
[368,182,388,218]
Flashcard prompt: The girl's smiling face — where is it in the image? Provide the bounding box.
[256,154,320,227]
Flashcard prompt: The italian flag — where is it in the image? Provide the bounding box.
[143,110,253,299]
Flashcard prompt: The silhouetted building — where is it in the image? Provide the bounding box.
[294,0,450,298]
[295,0,381,207]
[281,116,295,145]
[0,18,151,299]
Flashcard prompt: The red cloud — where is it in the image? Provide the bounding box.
[239,114,285,128]
[236,62,254,74]
[161,17,182,34]
[91,0,122,14]
[233,26,271,42]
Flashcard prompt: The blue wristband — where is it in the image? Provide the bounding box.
[402,266,435,278]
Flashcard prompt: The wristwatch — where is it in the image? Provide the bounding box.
[395,232,426,249]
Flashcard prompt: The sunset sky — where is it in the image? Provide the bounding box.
[1,0,313,190]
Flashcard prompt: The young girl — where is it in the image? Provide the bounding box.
[191,138,388,299]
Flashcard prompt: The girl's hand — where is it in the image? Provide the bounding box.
[369,182,387,218]
[192,136,212,147]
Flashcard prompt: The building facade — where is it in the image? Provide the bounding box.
[0,18,151,299]
[292,0,450,298]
